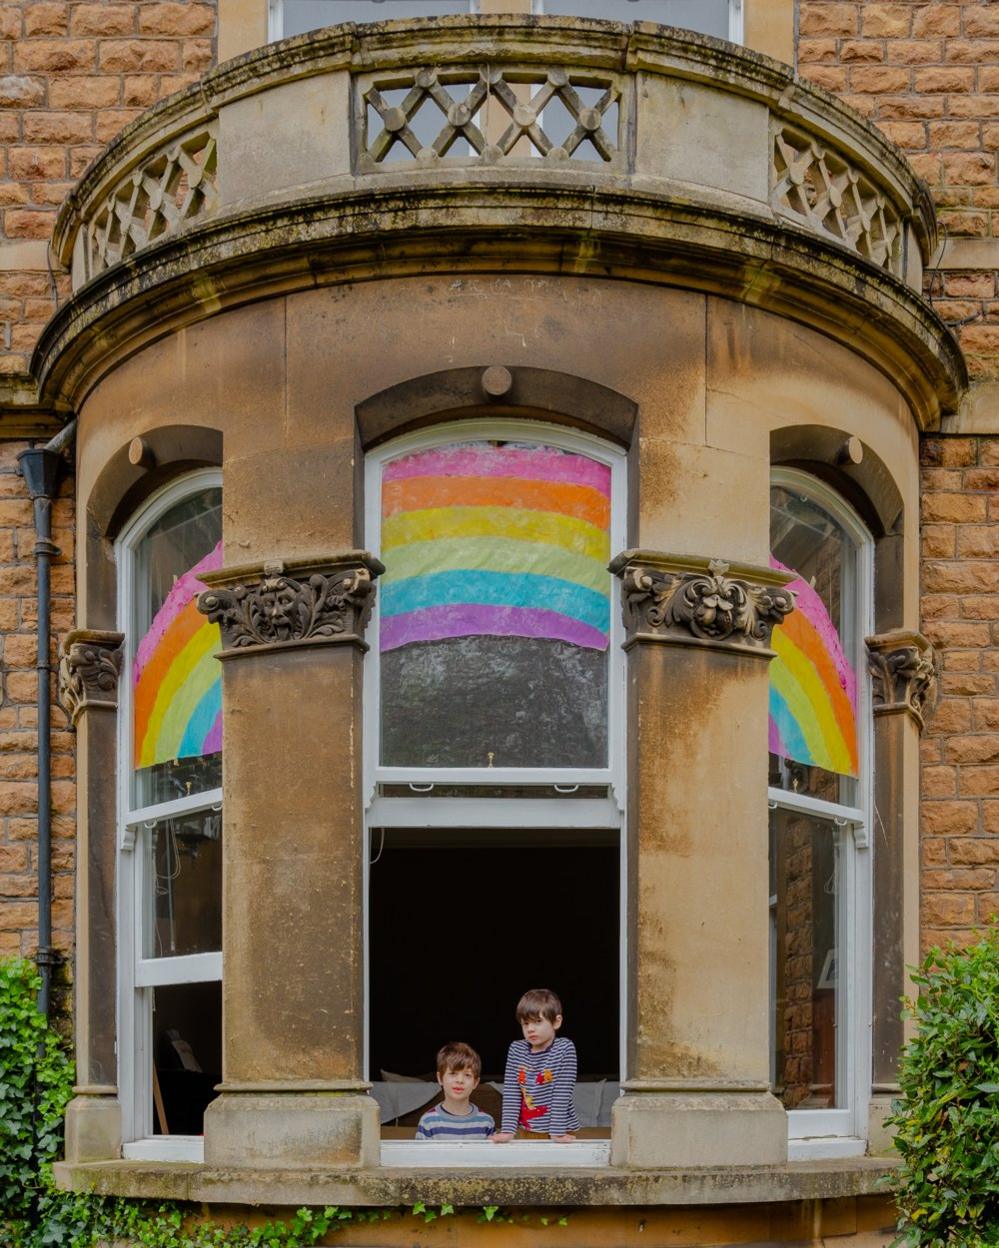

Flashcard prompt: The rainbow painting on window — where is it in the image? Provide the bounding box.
[133,542,223,770]
[768,558,859,778]
[380,444,611,651]
[379,441,612,769]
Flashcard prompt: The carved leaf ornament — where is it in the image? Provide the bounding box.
[619,558,795,649]
[868,638,937,729]
[58,631,124,725]
[197,563,377,650]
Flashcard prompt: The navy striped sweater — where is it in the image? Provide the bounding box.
[500,1036,579,1136]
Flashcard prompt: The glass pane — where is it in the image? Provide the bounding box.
[542,0,731,38]
[151,981,221,1135]
[379,441,612,768]
[131,488,223,810]
[283,0,469,37]
[770,806,842,1110]
[143,807,222,958]
[769,483,861,807]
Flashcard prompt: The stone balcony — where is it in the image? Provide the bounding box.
[39,15,963,426]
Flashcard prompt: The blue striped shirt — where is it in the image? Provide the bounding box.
[500,1036,579,1136]
[416,1103,495,1140]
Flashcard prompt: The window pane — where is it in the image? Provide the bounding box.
[132,488,223,809]
[143,807,222,958]
[283,0,469,37]
[542,0,731,38]
[769,483,860,807]
[770,806,842,1110]
[151,981,221,1135]
[379,441,612,768]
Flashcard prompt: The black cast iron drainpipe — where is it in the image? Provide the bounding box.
[17,418,76,1020]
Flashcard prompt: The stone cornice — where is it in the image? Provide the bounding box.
[31,183,965,430]
[867,629,937,731]
[609,550,795,657]
[58,629,125,725]
[196,553,385,658]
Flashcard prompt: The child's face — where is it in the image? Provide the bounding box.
[520,1012,562,1051]
[437,1065,479,1101]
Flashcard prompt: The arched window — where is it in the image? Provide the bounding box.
[116,469,223,1159]
[768,468,873,1155]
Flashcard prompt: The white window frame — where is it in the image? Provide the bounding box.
[769,467,873,1161]
[268,0,742,43]
[115,468,223,1159]
[363,421,628,1159]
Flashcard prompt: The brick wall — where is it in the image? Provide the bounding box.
[0,442,74,979]
[1,0,217,378]
[798,1,999,380]
[921,435,999,948]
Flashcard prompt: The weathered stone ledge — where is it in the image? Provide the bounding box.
[32,181,965,428]
[54,1157,898,1208]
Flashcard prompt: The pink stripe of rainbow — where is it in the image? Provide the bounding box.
[383,445,611,495]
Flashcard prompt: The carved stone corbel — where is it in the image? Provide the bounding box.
[608,550,795,656]
[867,629,937,730]
[59,629,125,725]
[197,552,386,657]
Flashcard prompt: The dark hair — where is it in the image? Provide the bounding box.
[436,1041,482,1079]
[515,988,563,1024]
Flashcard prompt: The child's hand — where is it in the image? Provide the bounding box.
[550,1134,576,1142]
[490,1132,515,1143]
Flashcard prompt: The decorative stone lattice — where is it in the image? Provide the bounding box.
[771,125,903,275]
[87,123,218,277]
[359,66,621,169]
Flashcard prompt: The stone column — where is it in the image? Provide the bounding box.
[59,629,125,1163]
[197,553,384,1169]
[865,629,935,1153]
[608,552,793,1168]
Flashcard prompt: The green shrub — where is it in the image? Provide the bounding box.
[889,930,999,1246]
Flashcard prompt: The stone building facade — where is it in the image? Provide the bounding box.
[1,2,999,1246]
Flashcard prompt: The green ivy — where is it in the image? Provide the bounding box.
[0,958,569,1248]
[887,930,999,1247]
[0,958,76,1245]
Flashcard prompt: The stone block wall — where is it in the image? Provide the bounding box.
[1,0,217,378]
[0,441,74,966]
[920,435,999,949]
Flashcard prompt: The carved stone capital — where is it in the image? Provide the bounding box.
[609,550,795,656]
[867,629,937,730]
[197,552,386,657]
[59,629,125,725]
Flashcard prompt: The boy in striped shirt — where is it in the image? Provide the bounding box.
[415,1042,495,1140]
[493,988,579,1142]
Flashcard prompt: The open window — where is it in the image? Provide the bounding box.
[364,421,626,1160]
[768,468,873,1159]
[116,469,223,1161]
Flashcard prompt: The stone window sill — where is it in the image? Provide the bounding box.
[54,1156,898,1207]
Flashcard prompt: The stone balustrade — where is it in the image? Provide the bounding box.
[53,16,934,289]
